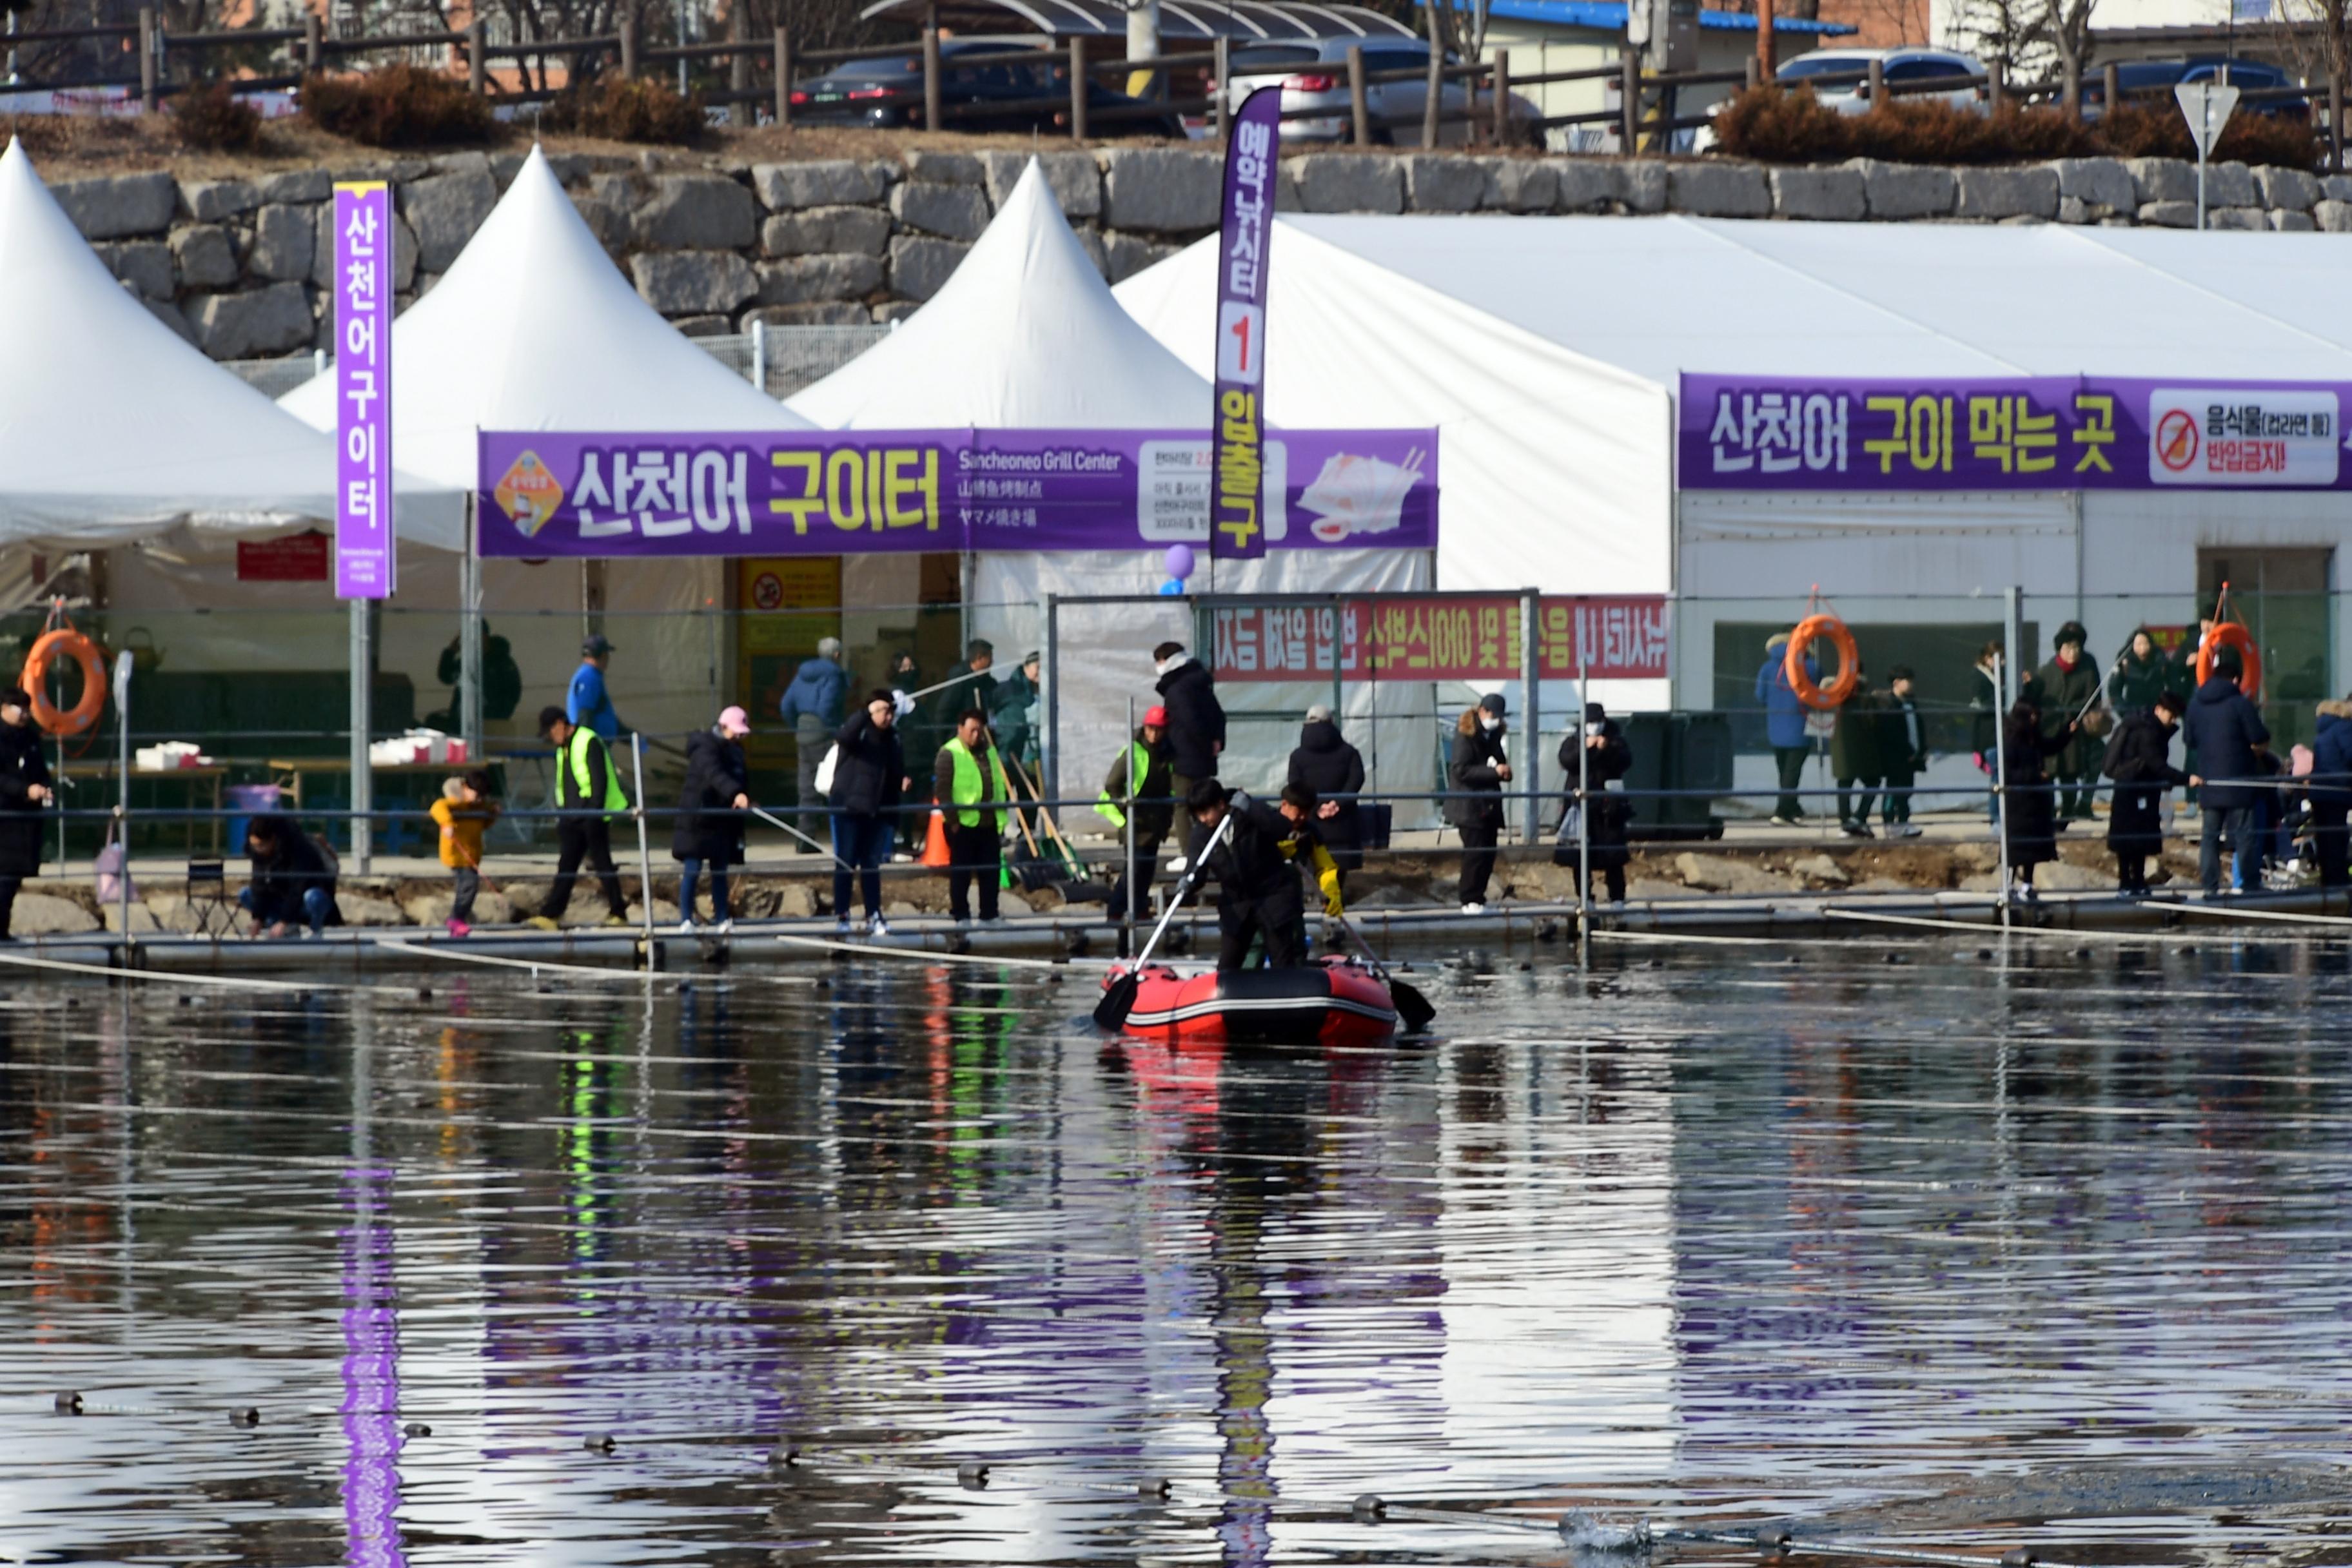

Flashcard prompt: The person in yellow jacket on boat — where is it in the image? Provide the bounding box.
[1184,780,1343,974]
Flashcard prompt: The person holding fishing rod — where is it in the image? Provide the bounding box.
[672,705,752,933]
[2035,622,2108,822]
[828,689,909,937]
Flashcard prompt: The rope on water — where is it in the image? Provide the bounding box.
[1820,908,2206,945]
[1591,928,1928,950]
[0,946,411,997]
[771,932,1116,972]
[2164,899,2352,928]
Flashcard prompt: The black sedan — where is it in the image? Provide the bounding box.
[789,37,1184,135]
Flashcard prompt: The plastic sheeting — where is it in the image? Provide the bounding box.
[282,147,810,491]
[0,141,465,549]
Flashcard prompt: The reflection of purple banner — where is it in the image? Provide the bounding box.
[475,427,1438,558]
[341,1163,408,1568]
[1681,373,2352,491]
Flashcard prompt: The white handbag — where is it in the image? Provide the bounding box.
[813,743,839,796]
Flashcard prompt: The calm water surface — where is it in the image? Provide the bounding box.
[5,939,2352,1567]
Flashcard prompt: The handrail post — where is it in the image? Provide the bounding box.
[1989,57,2004,112]
[138,6,157,113]
[1866,55,1884,106]
[618,10,636,79]
[2101,60,2119,119]
[631,734,655,952]
[774,26,790,124]
[302,12,321,73]
[1618,46,1638,155]
[1068,35,1087,139]
[1346,44,1368,145]
[467,17,485,94]
[1520,589,1540,845]
[728,2,750,124]
[922,14,942,129]
[112,650,133,959]
[1213,35,1228,141]
[2331,69,2343,172]
[1491,46,1510,144]
[1421,43,1441,146]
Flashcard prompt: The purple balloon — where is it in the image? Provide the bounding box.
[1164,544,1195,582]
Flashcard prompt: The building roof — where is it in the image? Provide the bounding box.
[858,0,1416,38]
[1478,0,1856,33]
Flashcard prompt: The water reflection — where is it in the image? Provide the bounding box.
[2,944,2350,1566]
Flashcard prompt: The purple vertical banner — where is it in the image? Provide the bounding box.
[1211,87,1281,562]
[334,181,395,600]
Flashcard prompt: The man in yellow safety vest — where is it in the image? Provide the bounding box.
[527,704,631,930]
[1095,703,1171,945]
[933,709,1013,925]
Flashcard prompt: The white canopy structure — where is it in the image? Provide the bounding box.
[0,140,463,548]
[283,145,812,491]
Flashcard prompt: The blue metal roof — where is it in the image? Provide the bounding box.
[1447,0,1856,34]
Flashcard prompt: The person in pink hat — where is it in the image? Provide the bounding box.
[674,705,752,933]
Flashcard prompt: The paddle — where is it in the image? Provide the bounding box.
[1328,912,1436,1032]
[1093,812,1232,1031]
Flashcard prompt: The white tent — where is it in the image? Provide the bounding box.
[0,141,464,548]
[282,144,812,491]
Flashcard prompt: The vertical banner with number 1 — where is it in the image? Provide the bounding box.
[333,181,394,599]
[1211,87,1280,562]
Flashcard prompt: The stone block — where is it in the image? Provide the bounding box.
[904,148,985,185]
[755,253,884,304]
[570,191,631,252]
[2045,156,2134,215]
[1273,161,1303,212]
[2205,161,2258,208]
[1673,852,1792,894]
[1954,165,2058,220]
[1099,146,1222,231]
[12,893,99,936]
[1070,224,1108,277]
[629,251,759,315]
[1553,157,1621,211]
[2324,173,2352,202]
[672,314,733,336]
[888,234,970,300]
[171,223,239,289]
[1849,157,1954,219]
[103,903,163,934]
[740,302,873,328]
[761,204,891,257]
[888,179,990,240]
[640,173,759,250]
[979,149,1100,217]
[189,282,313,359]
[142,297,196,344]
[2268,208,2317,231]
[399,166,496,272]
[1293,153,1404,213]
[52,171,177,239]
[1403,152,1485,211]
[872,301,921,324]
[754,159,888,210]
[311,205,416,291]
[2315,199,2352,231]
[181,177,259,222]
[1483,156,1557,212]
[2057,196,2092,224]
[1668,161,1770,217]
[2256,164,2320,210]
[1770,165,1865,220]
[256,168,331,204]
[1102,230,1176,283]
[2138,199,2197,228]
[2125,155,2195,204]
[2208,206,2266,230]
[400,888,514,926]
[98,240,174,300]
[1620,160,1667,213]
[250,203,314,282]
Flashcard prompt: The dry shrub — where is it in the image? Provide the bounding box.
[1712,84,1850,162]
[2099,102,2318,168]
[170,80,262,152]
[539,76,705,144]
[301,64,493,148]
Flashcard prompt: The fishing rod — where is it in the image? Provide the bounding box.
[748,803,850,871]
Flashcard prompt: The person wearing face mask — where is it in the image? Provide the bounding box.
[1555,701,1632,905]
[0,687,53,939]
[1447,692,1512,914]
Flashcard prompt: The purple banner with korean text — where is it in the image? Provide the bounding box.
[1681,373,2352,491]
[333,181,395,598]
[475,427,1438,558]
[1211,86,1282,561]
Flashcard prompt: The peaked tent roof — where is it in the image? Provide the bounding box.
[0,141,464,548]
[284,146,811,490]
[789,158,1210,429]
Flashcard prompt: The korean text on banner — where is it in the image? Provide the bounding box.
[1211,596,1670,683]
[1211,87,1282,562]
[333,182,395,598]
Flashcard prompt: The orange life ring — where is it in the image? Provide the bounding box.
[2195,622,2261,703]
[21,629,108,736]
[1784,614,1859,710]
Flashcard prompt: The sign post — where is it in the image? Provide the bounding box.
[335,180,395,872]
[1211,87,1282,572]
[2174,80,2240,230]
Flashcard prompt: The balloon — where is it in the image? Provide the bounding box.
[1157,578,1186,596]
[1164,544,1195,582]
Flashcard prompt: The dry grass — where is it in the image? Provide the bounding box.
[537,77,707,144]
[301,65,495,149]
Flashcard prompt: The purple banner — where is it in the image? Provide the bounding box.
[1211,86,1282,562]
[476,427,1438,558]
[1681,374,2352,491]
[334,182,395,598]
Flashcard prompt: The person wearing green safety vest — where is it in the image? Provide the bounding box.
[933,709,1013,925]
[1095,705,1171,948]
[527,704,631,930]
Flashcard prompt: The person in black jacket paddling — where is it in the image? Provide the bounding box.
[1286,704,1366,900]
[828,690,908,937]
[1447,693,1511,914]
[0,687,52,939]
[239,813,340,937]
[2102,689,2190,896]
[672,705,751,932]
[1185,781,1344,974]
[1555,701,1632,905]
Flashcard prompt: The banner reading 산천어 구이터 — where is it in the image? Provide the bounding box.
[333,181,395,598]
[1681,373,2352,490]
[475,427,1438,557]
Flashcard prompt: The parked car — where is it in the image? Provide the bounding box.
[789,36,1184,135]
[1220,38,1542,146]
[2081,57,2310,120]
[1772,46,1988,114]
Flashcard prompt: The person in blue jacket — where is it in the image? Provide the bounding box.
[1755,631,1816,825]
[2305,697,2351,888]
[2182,654,2271,896]
[567,634,621,740]
[778,636,850,848]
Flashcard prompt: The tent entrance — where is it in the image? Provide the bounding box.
[2197,547,2335,750]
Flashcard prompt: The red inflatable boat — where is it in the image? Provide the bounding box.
[1104,956,1399,1048]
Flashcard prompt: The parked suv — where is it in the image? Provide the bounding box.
[1220,37,1542,145]
[2081,57,2310,120]
[1773,46,1989,112]
[790,36,1183,135]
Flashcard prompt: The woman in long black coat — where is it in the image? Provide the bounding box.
[2002,691,2073,897]
[0,686,53,937]
[672,709,750,928]
[1555,701,1634,903]
[1446,694,1511,911]
[2102,691,2191,896]
[1286,708,1366,891]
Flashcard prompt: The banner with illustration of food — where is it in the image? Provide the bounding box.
[476,427,1436,558]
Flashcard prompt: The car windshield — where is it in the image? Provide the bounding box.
[828,55,919,78]
[1232,46,1320,70]
[1778,55,1867,81]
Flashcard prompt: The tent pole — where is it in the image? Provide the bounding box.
[1520,587,1539,845]
[1043,594,1060,808]
[460,491,484,757]
[350,596,373,874]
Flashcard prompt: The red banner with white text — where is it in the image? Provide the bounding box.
[1210,596,1669,683]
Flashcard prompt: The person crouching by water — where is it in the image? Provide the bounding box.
[1447,693,1511,915]
[830,689,908,937]
[1555,701,1632,906]
[674,705,751,933]
[2003,682,2076,903]
[1184,780,1343,974]
[0,686,53,939]
[240,814,340,938]
[2102,689,2191,898]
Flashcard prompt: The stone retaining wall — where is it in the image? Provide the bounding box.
[47,145,2352,362]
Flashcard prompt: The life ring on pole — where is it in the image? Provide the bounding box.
[1785,614,1859,710]
[21,628,108,736]
[2195,621,2262,703]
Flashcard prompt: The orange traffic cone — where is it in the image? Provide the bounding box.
[920,809,951,868]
